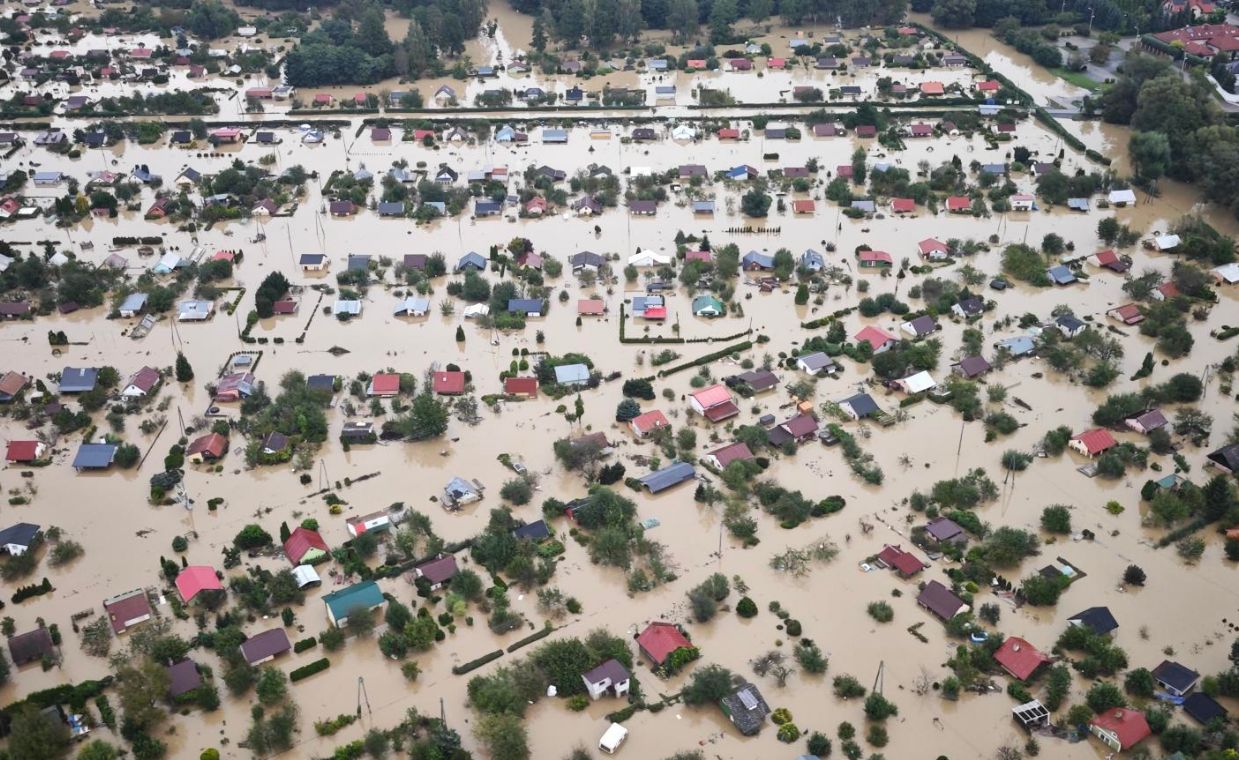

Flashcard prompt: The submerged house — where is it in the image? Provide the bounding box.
[323,580,385,628]
[719,682,771,736]
[638,462,696,494]
[636,621,693,667]
[582,659,631,700]
[917,580,968,620]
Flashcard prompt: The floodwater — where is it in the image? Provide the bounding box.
[1,13,1239,760]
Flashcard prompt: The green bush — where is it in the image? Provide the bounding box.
[289,658,330,682]
[293,637,317,654]
[736,596,758,618]
[451,650,504,675]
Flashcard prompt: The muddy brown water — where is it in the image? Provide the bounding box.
[1,11,1238,760]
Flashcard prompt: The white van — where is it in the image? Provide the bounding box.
[598,723,628,754]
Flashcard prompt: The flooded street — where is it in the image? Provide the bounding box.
[0,6,1237,760]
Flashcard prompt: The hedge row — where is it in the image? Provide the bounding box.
[656,340,754,378]
[293,637,318,654]
[12,578,53,604]
[505,624,553,654]
[2,677,112,717]
[451,649,503,675]
[289,658,330,682]
[802,306,857,329]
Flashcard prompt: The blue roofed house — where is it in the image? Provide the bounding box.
[554,363,591,386]
[981,163,1007,175]
[0,523,41,556]
[542,128,569,144]
[377,201,405,217]
[508,298,544,317]
[323,580,385,628]
[1067,198,1090,212]
[474,199,502,217]
[800,249,825,272]
[726,165,757,181]
[692,295,725,317]
[118,293,148,318]
[1047,265,1077,286]
[496,125,517,142]
[742,251,774,270]
[59,367,99,393]
[647,58,668,71]
[996,335,1037,358]
[692,200,715,215]
[299,254,327,271]
[73,443,118,471]
[639,462,696,494]
[839,392,880,420]
[1152,660,1200,697]
[456,252,488,272]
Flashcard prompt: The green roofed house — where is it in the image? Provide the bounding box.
[692,295,725,317]
[323,580,385,628]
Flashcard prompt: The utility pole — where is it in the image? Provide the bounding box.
[356,676,372,717]
[872,660,885,695]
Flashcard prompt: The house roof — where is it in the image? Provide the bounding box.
[59,366,98,392]
[175,566,223,602]
[1184,692,1227,724]
[994,637,1052,680]
[166,659,202,697]
[798,352,834,372]
[707,442,754,468]
[737,369,779,390]
[578,299,605,316]
[1130,409,1167,431]
[877,544,925,576]
[0,522,40,548]
[240,628,290,664]
[639,462,696,493]
[7,627,54,666]
[955,356,991,378]
[432,371,466,394]
[1073,428,1117,456]
[780,413,819,438]
[126,366,160,393]
[904,315,937,336]
[691,384,732,409]
[583,658,630,686]
[554,364,591,384]
[855,325,895,351]
[843,392,879,418]
[415,555,458,585]
[925,517,964,542]
[504,377,538,395]
[917,580,966,619]
[631,410,669,433]
[1152,660,1200,692]
[324,581,384,619]
[283,527,328,564]
[73,443,117,470]
[1069,606,1118,635]
[1091,708,1150,750]
[186,433,227,459]
[0,372,27,397]
[103,589,151,633]
[720,682,771,734]
[5,441,41,462]
[513,520,550,541]
[370,373,400,395]
[637,621,692,664]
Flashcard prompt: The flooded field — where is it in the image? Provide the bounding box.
[0,7,1238,760]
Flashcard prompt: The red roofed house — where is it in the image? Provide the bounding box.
[920,81,945,96]
[186,433,228,464]
[1090,708,1151,753]
[689,384,740,423]
[855,325,898,354]
[432,370,466,395]
[1153,281,1181,301]
[891,198,915,214]
[5,440,45,464]
[858,250,892,269]
[855,125,877,138]
[705,442,755,470]
[685,250,713,263]
[103,589,153,634]
[314,93,333,106]
[210,127,242,144]
[946,196,972,213]
[367,372,401,397]
[977,80,1000,92]
[717,128,740,140]
[993,637,1052,681]
[1108,303,1144,326]
[636,621,693,666]
[630,410,670,438]
[908,123,933,138]
[1070,428,1118,458]
[768,57,787,69]
[578,299,606,316]
[643,306,667,321]
[687,59,708,69]
[792,199,816,214]
[875,545,925,578]
[1092,249,1130,273]
[284,527,329,565]
[918,238,949,260]
[504,377,538,399]
[175,566,224,603]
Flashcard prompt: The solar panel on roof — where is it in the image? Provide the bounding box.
[737,688,759,710]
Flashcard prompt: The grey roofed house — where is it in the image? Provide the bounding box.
[0,523,42,554]
[475,199,502,216]
[1184,692,1227,725]
[300,253,326,268]
[796,352,836,374]
[742,251,774,269]
[456,251,487,272]
[736,369,779,391]
[639,462,696,494]
[1069,606,1119,635]
[903,315,937,337]
[403,254,429,271]
[554,363,591,386]
[542,128,569,143]
[377,201,405,216]
[917,580,967,620]
[394,296,431,316]
[59,366,99,393]
[953,355,992,379]
[1067,197,1090,211]
[508,298,543,315]
[262,432,289,453]
[632,128,657,141]
[582,658,631,698]
[1207,443,1239,473]
[765,127,787,139]
[166,659,202,697]
[570,251,605,271]
[443,477,482,506]
[8,627,54,666]
[954,296,983,317]
[720,681,771,736]
[1152,660,1200,696]
[801,249,825,271]
[72,443,118,471]
[513,520,550,541]
[997,335,1037,357]
[841,392,880,419]
[118,292,148,315]
[924,516,966,545]
[692,200,715,214]
[679,164,708,178]
[347,254,371,272]
[306,374,335,393]
[981,163,1006,175]
[240,628,290,665]
[1056,314,1087,336]
[851,199,876,213]
[334,299,362,316]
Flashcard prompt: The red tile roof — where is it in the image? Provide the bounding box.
[186,433,227,460]
[5,441,40,462]
[283,527,328,564]
[707,442,754,468]
[994,636,1052,680]
[859,250,892,265]
[637,621,692,665]
[175,566,223,602]
[891,198,915,213]
[1091,708,1151,750]
[370,373,400,395]
[946,196,971,211]
[631,410,669,434]
[920,81,945,95]
[690,384,732,409]
[855,325,896,351]
[792,199,816,214]
[578,299,605,315]
[504,377,538,396]
[432,370,465,395]
[1073,428,1117,456]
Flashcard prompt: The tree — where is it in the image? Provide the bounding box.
[394,393,449,440]
[117,658,171,731]
[736,597,758,617]
[667,0,699,40]
[255,666,287,705]
[932,0,976,27]
[863,693,898,721]
[682,664,735,705]
[1086,681,1126,714]
[233,524,272,549]
[77,741,120,760]
[1129,131,1171,182]
[1123,564,1146,586]
[175,353,194,382]
[1097,217,1121,245]
[741,190,771,218]
[475,713,529,760]
[1040,505,1072,534]
[500,478,533,505]
[1124,667,1155,697]
[615,398,640,421]
[7,705,70,760]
